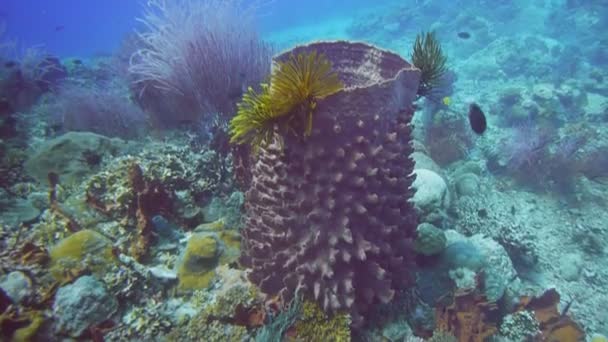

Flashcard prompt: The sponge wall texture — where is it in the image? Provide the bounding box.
[240,41,421,326]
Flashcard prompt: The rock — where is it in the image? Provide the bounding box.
[53,275,118,337]
[469,234,517,302]
[455,173,479,197]
[149,265,178,281]
[0,271,32,303]
[584,92,608,119]
[449,267,476,290]
[0,197,40,227]
[412,152,441,174]
[559,252,584,281]
[414,223,447,256]
[25,132,131,186]
[412,168,450,221]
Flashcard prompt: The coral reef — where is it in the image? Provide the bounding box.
[240,41,420,326]
[292,300,351,342]
[434,289,499,342]
[498,310,540,341]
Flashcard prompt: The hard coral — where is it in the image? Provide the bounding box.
[292,300,351,342]
[177,234,219,291]
[240,41,420,327]
[435,289,499,342]
[49,229,115,282]
[518,288,585,341]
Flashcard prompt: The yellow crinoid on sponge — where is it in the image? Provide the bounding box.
[229,50,343,152]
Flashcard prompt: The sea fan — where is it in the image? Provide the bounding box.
[129,0,273,126]
[505,121,552,171]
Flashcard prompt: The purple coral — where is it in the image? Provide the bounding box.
[128,0,272,127]
[50,83,148,139]
[505,120,552,171]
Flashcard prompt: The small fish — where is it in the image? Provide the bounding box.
[72,59,82,65]
[457,31,471,39]
[468,102,487,135]
[55,25,65,32]
[442,96,451,106]
[3,61,17,68]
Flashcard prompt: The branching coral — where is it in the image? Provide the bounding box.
[411,31,447,97]
[229,51,343,151]
[49,82,147,139]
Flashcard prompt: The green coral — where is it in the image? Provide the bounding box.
[293,300,351,342]
[411,31,447,97]
[413,223,447,256]
[229,51,343,151]
[166,311,249,342]
[428,331,457,342]
[208,281,257,318]
[49,229,116,281]
[177,234,220,291]
[256,295,302,342]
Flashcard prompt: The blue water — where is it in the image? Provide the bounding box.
[1,0,608,340]
[1,0,401,57]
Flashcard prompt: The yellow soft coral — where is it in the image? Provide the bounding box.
[292,300,351,342]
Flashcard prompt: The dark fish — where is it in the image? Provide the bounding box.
[457,31,471,39]
[72,59,83,65]
[561,296,575,317]
[468,103,487,135]
[55,25,65,32]
[3,61,17,68]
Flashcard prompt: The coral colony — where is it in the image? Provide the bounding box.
[1,0,607,341]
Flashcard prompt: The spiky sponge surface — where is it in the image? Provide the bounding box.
[240,41,421,326]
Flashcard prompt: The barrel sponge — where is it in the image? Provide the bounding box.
[240,41,421,326]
